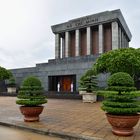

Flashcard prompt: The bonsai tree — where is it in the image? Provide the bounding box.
[79,75,98,92]
[16,76,47,122]
[79,69,98,92]
[79,69,98,103]
[99,72,140,136]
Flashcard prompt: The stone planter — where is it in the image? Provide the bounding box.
[106,113,140,136]
[79,90,86,95]
[7,87,16,93]
[81,91,97,103]
[20,106,44,122]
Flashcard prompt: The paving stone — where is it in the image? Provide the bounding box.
[0,97,139,140]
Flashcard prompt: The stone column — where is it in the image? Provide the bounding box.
[65,32,70,57]
[124,35,126,48]
[87,27,91,55]
[121,31,124,48]
[125,36,128,48]
[126,41,129,48]
[112,21,119,50]
[55,34,60,59]
[119,27,121,48]
[62,37,65,58]
[99,24,103,54]
[122,33,126,48]
[125,36,129,48]
[75,29,80,56]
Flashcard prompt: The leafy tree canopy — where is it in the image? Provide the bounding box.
[0,66,11,80]
[93,48,140,78]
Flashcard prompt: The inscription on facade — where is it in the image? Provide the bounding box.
[66,17,98,29]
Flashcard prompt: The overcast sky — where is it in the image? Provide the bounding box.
[0,0,140,69]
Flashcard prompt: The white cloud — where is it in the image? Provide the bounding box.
[0,0,139,69]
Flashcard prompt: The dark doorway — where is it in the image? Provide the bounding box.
[48,75,76,92]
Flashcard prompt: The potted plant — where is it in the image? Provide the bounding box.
[16,76,47,122]
[79,75,98,103]
[78,76,87,95]
[7,76,16,93]
[99,72,140,136]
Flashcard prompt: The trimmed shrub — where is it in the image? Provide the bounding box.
[99,72,140,115]
[79,69,98,92]
[107,72,134,87]
[16,76,47,106]
[22,76,42,87]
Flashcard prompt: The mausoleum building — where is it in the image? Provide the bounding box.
[52,9,131,59]
[11,9,132,97]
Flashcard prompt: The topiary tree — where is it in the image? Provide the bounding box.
[93,48,140,79]
[99,72,140,115]
[16,76,47,106]
[79,75,98,92]
[79,69,98,92]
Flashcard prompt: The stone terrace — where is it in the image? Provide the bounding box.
[0,97,139,140]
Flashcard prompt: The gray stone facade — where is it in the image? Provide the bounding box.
[11,55,102,91]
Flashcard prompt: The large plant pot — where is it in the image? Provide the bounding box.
[7,87,16,93]
[106,113,140,136]
[20,106,44,122]
[81,92,97,103]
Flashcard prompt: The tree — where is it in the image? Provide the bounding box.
[93,48,140,79]
[0,66,11,80]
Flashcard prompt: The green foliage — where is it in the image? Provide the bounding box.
[7,76,16,87]
[22,76,42,87]
[0,66,11,80]
[107,86,136,92]
[107,72,134,87]
[99,72,140,115]
[7,70,13,78]
[16,99,47,106]
[93,48,140,78]
[16,76,47,106]
[79,69,98,92]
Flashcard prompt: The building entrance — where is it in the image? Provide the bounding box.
[60,77,72,92]
[48,75,76,92]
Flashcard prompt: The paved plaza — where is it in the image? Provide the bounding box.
[0,97,139,140]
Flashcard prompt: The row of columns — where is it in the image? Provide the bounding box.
[55,22,129,59]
